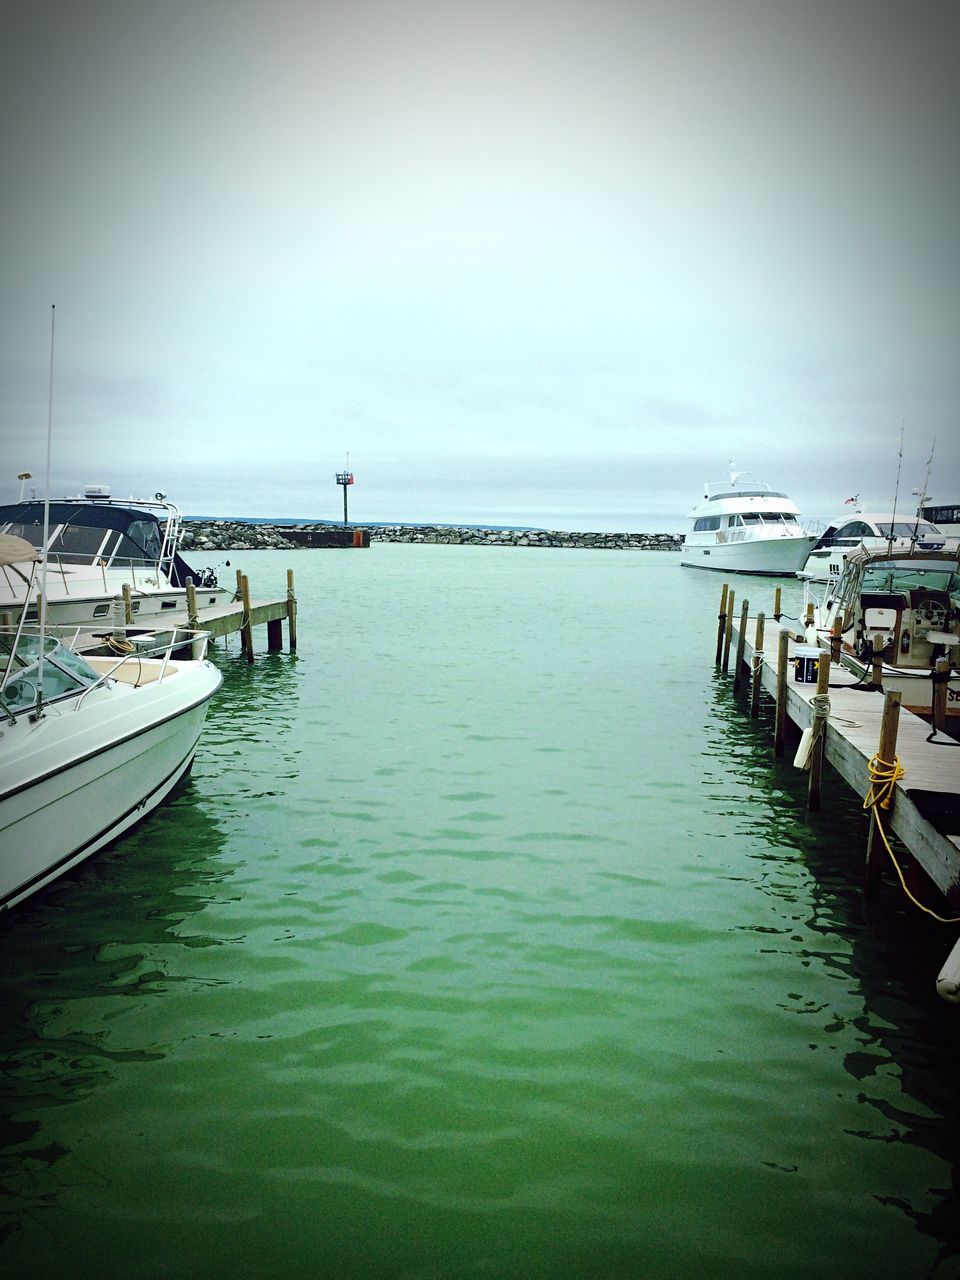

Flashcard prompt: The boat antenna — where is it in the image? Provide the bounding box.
[35,304,55,714]
[910,437,936,545]
[887,421,904,555]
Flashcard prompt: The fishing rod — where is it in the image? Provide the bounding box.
[887,421,905,559]
[911,437,936,544]
[35,303,55,716]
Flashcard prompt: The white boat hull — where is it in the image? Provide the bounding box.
[0,661,221,910]
[680,533,816,575]
[0,574,227,630]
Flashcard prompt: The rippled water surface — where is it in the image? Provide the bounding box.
[3,546,960,1279]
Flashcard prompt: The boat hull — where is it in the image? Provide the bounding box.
[680,534,816,575]
[0,662,221,910]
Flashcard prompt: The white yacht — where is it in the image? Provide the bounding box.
[680,467,816,576]
[798,500,947,583]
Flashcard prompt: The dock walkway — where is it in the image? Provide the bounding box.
[733,615,960,906]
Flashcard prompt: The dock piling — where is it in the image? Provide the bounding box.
[186,580,199,630]
[240,574,254,663]
[864,690,903,898]
[122,583,133,625]
[750,612,765,718]
[722,590,735,674]
[715,584,729,668]
[733,598,749,691]
[287,568,298,651]
[806,650,832,812]
[933,657,950,733]
[774,628,789,756]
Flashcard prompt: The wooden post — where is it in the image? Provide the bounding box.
[112,596,125,643]
[750,612,765,717]
[235,567,243,600]
[186,580,199,630]
[830,616,843,664]
[122,583,133,625]
[240,573,254,663]
[721,589,735,674]
[773,587,782,622]
[715,583,729,668]
[733,598,749,692]
[932,657,950,734]
[870,631,885,689]
[864,690,903,898]
[774,628,790,756]
[804,601,814,633]
[286,568,298,651]
[806,650,832,812]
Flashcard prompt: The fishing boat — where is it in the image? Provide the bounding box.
[0,533,223,911]
[806,544,960,722]
[680,465,816,575]
[797,498,947,582]
[0,485,228,630]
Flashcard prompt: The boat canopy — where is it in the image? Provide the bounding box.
[0,534,39,567]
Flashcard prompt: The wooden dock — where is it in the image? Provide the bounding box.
[76,568,298,663]
[723,592,960,913]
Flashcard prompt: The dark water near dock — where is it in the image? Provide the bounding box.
[2,547,960,1279]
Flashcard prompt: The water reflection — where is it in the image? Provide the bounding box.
[0,778,231,1244]
[711,674,960,1270]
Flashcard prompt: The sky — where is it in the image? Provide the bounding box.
[1,0,958,532]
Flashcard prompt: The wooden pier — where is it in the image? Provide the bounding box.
[76,568,297,663]
[718,585,960,919]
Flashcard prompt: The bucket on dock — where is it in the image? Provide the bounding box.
[793,645,820,684]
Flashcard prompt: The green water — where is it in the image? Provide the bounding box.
[2,547,959,1279]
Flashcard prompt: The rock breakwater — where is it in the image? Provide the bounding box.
[181,520,683,552]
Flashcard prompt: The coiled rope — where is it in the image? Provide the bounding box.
[864,753,960,923]
[106,635,136,655]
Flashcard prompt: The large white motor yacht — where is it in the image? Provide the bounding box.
[680,467,816,576]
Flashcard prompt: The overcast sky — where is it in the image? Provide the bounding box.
[2,0,958,530]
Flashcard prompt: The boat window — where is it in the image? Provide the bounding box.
[727,516,744,527]
[835,521,872,539]
[923,505,960,524]
[693,516,721,531]
[875,521,942,538]
[741,513,762,523]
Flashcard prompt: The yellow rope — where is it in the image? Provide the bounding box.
[864,753,960,924]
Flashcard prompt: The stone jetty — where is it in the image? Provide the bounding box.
[180,520,683,553]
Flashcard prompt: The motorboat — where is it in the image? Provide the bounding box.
[0,533,223,910]
[680,466,816,575]
[0,484,228,630]
[798,499,948,583]
[805,544,960,723]
[919,499,960,548]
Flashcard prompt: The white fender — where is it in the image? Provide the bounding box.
[937,936,960,1003]
[793,726,814,770]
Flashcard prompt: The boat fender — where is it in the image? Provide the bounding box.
[936,935,960,1003]
[804,624,818,644]
[793,726,814,770]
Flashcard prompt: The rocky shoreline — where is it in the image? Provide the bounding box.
[180,520,684,553]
